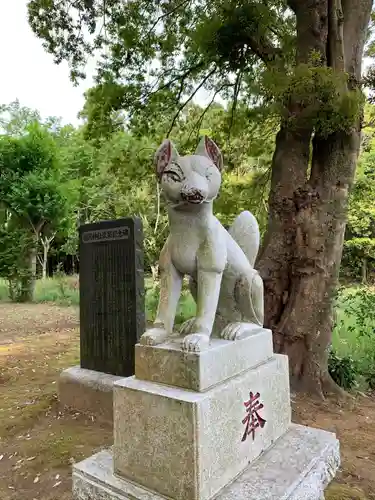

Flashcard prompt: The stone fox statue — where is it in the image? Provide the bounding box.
[140,135,264,352]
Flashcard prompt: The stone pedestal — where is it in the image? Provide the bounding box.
[59,366,123,423]
[72,329,340,500]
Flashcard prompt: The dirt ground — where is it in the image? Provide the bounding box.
[0,303,374,499]
[0,303,79,344]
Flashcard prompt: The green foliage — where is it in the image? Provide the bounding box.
[0,226,33,302]
[36,271,79,306]
[215,170,270,235]
[0,96,275,280]
[27,0,365,141]
[332,286,375,390]
[0,107,72,301]
[0,122,67,229]
[79,82,128,141]
[328,349,358,390]
[146,283,196,325]
[263,64,364,135]
[365,370,375,390]
[0,100,41,135]
[194,2,282,71]
[0,274,80,306]
[339,287,375,337]
[66,99,275,271]
[343,140,375,280]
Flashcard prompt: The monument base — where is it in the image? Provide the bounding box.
[59,366,123,424]
[72,424,340,500]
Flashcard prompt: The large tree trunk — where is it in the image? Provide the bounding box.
[257,0,372,396]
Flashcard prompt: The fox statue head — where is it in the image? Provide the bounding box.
[154,136,223,209]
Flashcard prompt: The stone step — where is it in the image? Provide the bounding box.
[72,424,339,500]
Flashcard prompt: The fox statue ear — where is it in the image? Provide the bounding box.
[154,139,179,180]
[195,136,224,171]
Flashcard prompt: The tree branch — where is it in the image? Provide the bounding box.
[145,0,192,40]
[184,84,229,146]
[142,61,205,102]
[166,66,217,137]
[362,119,375,128]
[228,68,243,140]
[28,217,46,237]
[244,35,282,65]
[154,182,161,235]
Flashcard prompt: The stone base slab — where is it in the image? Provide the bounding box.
[135,327,273,392]
[113,354,291,500]
[72,424,340,500]
[59,366,123,424]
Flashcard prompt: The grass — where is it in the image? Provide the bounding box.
[0,275,196,323]
[0,276,79,306]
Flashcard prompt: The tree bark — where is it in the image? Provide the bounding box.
[19,239,38,302]
[40,233,55,280]
[257,0,372,396]
[42,243,48,280]
[18,220,48,302]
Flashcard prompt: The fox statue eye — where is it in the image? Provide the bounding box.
[164,171,181,182]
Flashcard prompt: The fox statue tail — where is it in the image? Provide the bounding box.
[228,210,260,267]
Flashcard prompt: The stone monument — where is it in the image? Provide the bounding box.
[72,137,340,499]
[59,217,145,423]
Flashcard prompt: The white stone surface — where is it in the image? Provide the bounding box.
[135,327,273,391]
[140,135,264,353]
[60,366,123,392]
[72,424,340,500]
[218,425,340,500]
[113,354,291,500]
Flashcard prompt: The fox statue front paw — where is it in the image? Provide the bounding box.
[221,322,261,341]
[140,327,169,346]
[181,333,210,352]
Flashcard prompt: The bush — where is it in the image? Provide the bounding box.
[365,370,375,390]
[339,287,375,335]
[328,350,358,390]
[332,286,375,390]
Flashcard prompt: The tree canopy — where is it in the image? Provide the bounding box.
[26,0,375,396]
[27,1,370,138]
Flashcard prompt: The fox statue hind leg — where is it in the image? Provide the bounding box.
[221,270,264,340]
[220,210,265,341]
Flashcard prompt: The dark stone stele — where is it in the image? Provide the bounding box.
[79,218,145,377]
